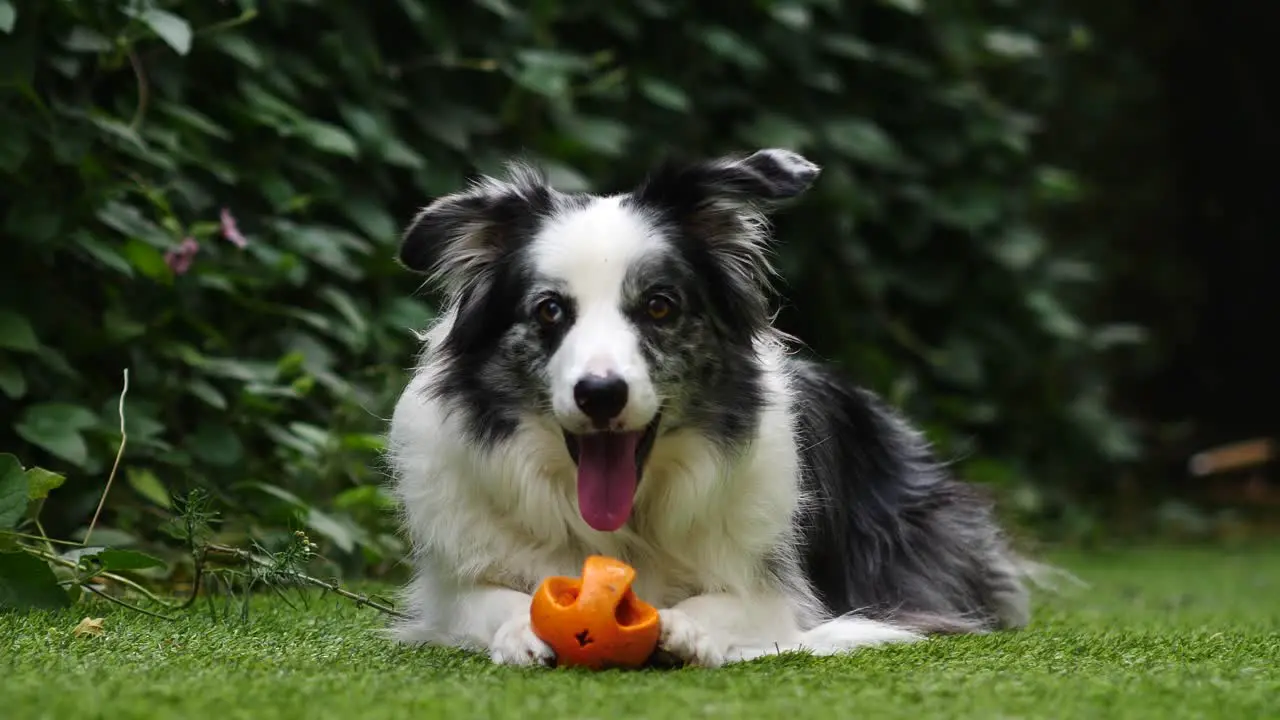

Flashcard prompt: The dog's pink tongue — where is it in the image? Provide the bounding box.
[576,432,640,532]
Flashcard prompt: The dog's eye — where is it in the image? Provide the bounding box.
[645,295,677,322]
[536,298,566,326]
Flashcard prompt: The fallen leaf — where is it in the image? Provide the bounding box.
[73,616,105,638]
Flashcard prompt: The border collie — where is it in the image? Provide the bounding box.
[386,148,1034,667]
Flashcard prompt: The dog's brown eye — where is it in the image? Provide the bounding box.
[646,295,675,322]
[536,299,565,326]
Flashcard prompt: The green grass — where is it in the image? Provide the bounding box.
[3,546,1278,720]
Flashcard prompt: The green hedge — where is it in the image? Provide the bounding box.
[0,0,1141,571]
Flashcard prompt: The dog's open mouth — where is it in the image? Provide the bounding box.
[563,415,661,532]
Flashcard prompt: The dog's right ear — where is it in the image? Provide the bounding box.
[398,163,551,295]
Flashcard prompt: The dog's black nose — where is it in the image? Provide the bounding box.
[574,374,628,426]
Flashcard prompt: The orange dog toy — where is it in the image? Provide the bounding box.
[530,555,660,669]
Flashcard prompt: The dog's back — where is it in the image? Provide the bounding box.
[788,358,1031,633]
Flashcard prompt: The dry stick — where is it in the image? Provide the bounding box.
[205,544,410,620]
[84,369,128,547]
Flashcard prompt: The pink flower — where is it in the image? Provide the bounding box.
[164,237,200,275]
[220,207,247,248]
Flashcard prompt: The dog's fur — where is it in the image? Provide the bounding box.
[385,149,1033,667]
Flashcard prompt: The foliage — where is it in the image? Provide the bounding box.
[2,444,401,621]
[0,0,1144,603]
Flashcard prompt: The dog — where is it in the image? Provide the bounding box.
[385,148,1035,667]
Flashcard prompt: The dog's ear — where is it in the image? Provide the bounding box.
[694,148,821,203]
[398,162,551,296]
[633,148,821,211]
[631,149,820,338]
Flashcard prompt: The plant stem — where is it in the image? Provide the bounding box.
[26,546,179,611]
[205,544,409,620]
[80,583,177,621]
[5,530,82,547]
[85,369,129,547]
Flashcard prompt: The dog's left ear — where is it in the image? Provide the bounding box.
[631,149,820,340]
[698,148,822,203]
[634,148,821,212]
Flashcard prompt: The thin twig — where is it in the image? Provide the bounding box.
[194,9,259,37]
[175,551,205,610]
[6,530,82,547]
[126,51,149,131]
[206,544,409,620]
[32,519,59,555]
[79,583,176,621]
[85,369,129,546]
[26,547,179,611]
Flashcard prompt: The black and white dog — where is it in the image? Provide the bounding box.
[386,148,1034,667]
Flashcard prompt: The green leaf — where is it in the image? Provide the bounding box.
[126,468,171,509]
[334,484,395,512]
[96,201,169,248]
[511,60,569,97]
[984,29,1041,59]
[124,239,173,281]
[700,27,766,71]
[1091,324,1149,350]
[769,3,810,30]
[739,113,815,150]
[826,118,908,171]
[878,0,923,14]
[246,482,357,553]
[187,422,244,467]
[187,380,227,410]
[821,34,877,61]
[0,309,38,352]
[88,113,145,149]
[0,454,29,530]
[379,137,426,169]
[93,548,167,572]
[1026,290,1086,341]
[213,32,262,68]
[990,226,1046,271]
[294,119,358,157]
[24,467,64,501]
[140,8,192,55]
[14,403,98,468]
[0,1,15,34]
[64,26,112,53]
[247,481,308,507]
[156,101,231,140]
[305,507,356,553]
[74,232,135,277]
[0,551,70,611]
[556,115,629,157]
[0,356,25,398]
[638,77,690,112]
[340,198,397,244]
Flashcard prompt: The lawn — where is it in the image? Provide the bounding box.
[2,546,1278,720]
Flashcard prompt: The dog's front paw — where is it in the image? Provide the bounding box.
[658,609,726,668]
[490,615,556,667]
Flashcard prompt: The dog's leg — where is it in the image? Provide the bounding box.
[659,592,923,667]
[394,571,554,667]
[657,592,802,667]
[473,586,557,666]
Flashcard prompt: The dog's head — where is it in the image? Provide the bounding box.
[399,149,819,531]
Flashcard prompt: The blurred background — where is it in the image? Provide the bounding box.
[1,0,1277,581]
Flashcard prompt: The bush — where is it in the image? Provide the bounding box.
[0,0,1141,575]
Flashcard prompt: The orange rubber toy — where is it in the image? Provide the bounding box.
[529,555,660,669]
